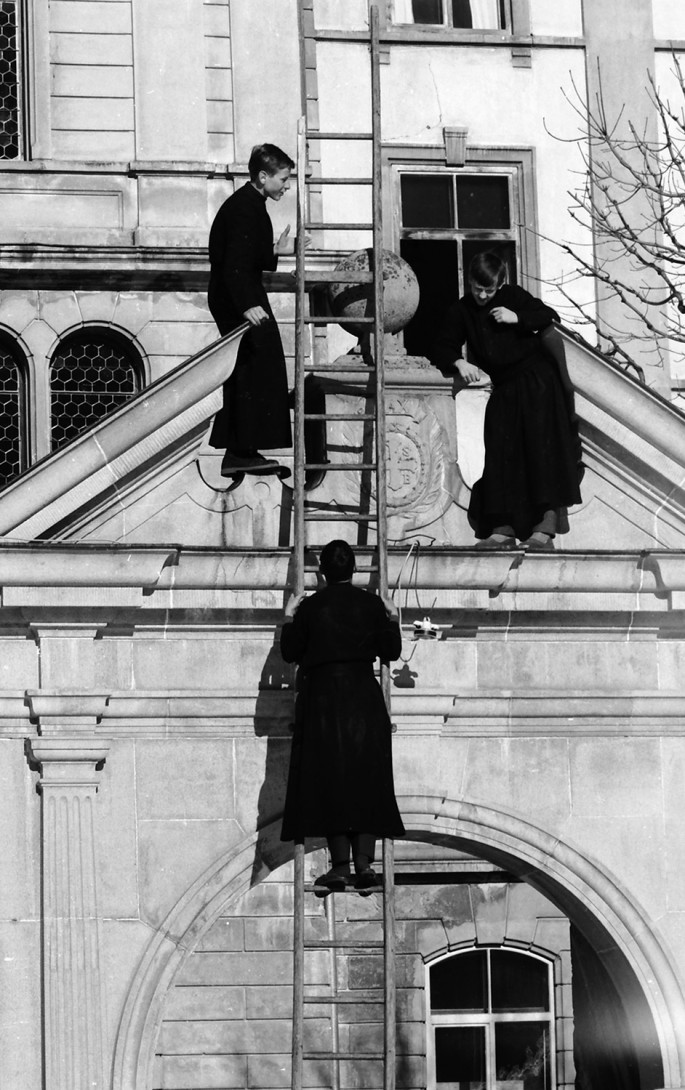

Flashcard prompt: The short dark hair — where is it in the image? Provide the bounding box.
[468,251,507,289]
[319,539,355,583]
[248,143,295,181]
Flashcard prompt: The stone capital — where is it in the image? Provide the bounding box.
[25,690,110,734]
[28,737,110,789]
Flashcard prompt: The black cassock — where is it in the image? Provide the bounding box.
[207,182,292,452]
[280,582,406,842]
[433,284,583,540]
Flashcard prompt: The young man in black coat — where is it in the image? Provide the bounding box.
[208,143,295,476]
[280,540,405,894]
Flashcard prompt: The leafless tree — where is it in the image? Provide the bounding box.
[540,58,685,382]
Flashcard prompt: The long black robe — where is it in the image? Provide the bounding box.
[433,285,583,539]
[280,582,405,841]
[207,182,292,452]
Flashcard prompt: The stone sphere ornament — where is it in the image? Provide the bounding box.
[328,249,420,336]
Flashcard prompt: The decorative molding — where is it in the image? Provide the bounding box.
[26,691,110,733]
[28,738,110,1090]
[4,687,683,739]
[443,126,468,166]
[0,543,684,602]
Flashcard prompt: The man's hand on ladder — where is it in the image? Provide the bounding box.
[284,592,307,618]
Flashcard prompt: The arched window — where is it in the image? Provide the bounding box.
[427,947,555,1090]
[0,334,25,486]
[49,329,143,452]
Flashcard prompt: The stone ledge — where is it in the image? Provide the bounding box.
[3,688,684,738]
[0,544,680,591]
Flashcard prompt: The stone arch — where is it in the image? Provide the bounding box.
[112,795,685,1090]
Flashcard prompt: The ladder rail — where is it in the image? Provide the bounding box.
[294,116,308,599]
[292,842,305,1090]
[292,8,396,1090]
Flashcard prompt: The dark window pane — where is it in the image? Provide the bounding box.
[50,332,141,452]
[411,0,444,23]
[457,175,510,229]
[430,950,487,1012]
[436,1025,486,1087]
[452,0,504,28]
[401,174,454,228]
[400,238,459,357]
[462,240,517,288]
[495,1023,550,1090]
[451,0,473,27]
[491,951,549,1012]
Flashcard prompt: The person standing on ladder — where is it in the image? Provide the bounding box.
[207,143,295,477]
[280,540,405,893]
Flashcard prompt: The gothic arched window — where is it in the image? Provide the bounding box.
[427,947,555,1090]
[0,333,26,486]
[49,329,143,452]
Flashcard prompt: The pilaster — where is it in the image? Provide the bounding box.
[28,738,111,1090]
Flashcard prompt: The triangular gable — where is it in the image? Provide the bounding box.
[0,325,684,549]
[0,327,246,542]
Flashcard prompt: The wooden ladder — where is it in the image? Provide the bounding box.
[291,840,396,1090]
[290,5,397,1089]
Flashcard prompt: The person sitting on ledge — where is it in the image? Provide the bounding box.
[433,251,583,550]
[280,539,405,894]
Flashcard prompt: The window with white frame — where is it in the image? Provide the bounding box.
[395,164,522,357]
[393,0,510,30]
[427,948,555,1090]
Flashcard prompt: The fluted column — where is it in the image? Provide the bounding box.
[28,739,110,1090]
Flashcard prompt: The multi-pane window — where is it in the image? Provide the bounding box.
[50,330,142,452]
[0,336,25,487]
[397,168,519,356]
[0,0,22,159]
[393,0,509,30]
[427,948,555,1090]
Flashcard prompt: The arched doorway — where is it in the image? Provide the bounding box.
[113,799,683,1090]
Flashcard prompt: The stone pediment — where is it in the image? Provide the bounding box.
[0,326,682,550]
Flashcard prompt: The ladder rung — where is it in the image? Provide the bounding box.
[304,563,379,573]
[303,412,377,420]
[304,364,376,373]
[304,271,374,284]
[304,939,383,949]
[304,512,377,522]
[310,177,373,185]
[305,222,373,230]
[304,993,384,1006]
[303,1051,384,1061]
[306,131,373,140]
[305,462,377,471]
[304,315,375,325]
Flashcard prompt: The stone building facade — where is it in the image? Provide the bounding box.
[0,2,685,1090]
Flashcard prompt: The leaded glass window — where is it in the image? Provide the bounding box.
[0,336,25,486]
[50,330,142,452]
[0,1,22,159]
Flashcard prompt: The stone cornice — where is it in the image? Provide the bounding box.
[0,545,684,608]
[5,688,685,738]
